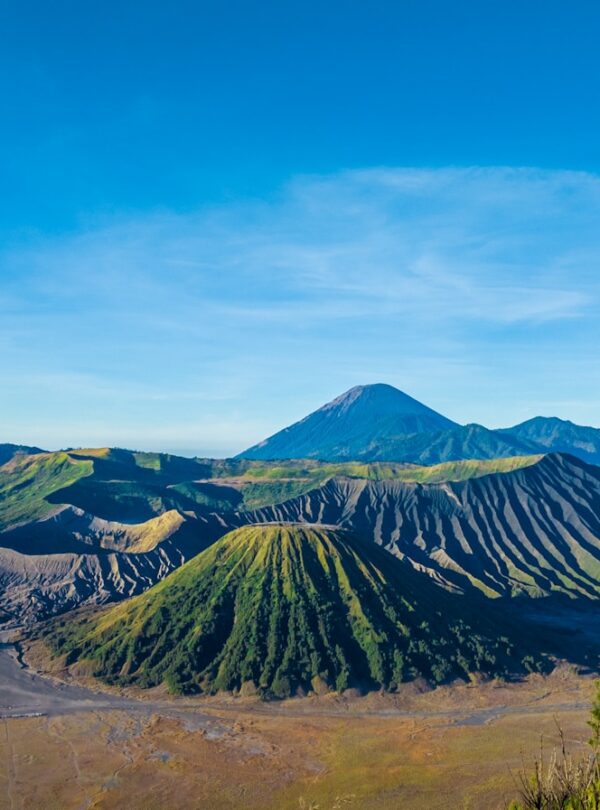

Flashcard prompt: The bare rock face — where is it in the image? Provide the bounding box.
[0,509,235,627]
[0,505,189,555]
[0,542,181,627]
[248,453,600,599]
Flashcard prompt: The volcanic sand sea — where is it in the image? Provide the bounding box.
[0,636,596,810]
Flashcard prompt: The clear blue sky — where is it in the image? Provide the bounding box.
[1,1,600,455]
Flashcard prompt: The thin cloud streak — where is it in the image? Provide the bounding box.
[1,166,600,453]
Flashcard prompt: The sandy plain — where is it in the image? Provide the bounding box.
[0,636,596,810]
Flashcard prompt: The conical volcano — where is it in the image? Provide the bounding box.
[238,383,459,461]
[43,523,544,697]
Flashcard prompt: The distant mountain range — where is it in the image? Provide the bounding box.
[500,415,600,465]
[3,384,598,469]
[239,383,600,465]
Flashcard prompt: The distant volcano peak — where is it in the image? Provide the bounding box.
[238,383,459,461]
[325,383,427,410]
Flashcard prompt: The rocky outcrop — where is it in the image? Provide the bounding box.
[0,510,233,627]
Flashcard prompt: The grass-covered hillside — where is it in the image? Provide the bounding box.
[0,451,93,530]
[0,443,44,466]
[0,444,544,530]
[224,454,542,508]
[42,523,546,698]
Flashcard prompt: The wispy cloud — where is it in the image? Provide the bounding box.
[1,166,600,451]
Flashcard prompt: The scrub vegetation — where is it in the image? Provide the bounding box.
[42,523,546,697]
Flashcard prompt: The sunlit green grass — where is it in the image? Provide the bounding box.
[0,452,93,530]
[0,447,543,526]
[42,523,545,697]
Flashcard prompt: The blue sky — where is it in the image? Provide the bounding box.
[1,2,600,455]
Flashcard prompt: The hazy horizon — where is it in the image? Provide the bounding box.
[5,378,600,459]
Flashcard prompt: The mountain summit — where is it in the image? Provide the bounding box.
[240,386,600,465]
[238,383,458,461]
[500,416,600,466]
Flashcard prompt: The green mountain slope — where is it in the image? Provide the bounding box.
[0,451,93,530]
[500,416,600,466]
[0,444,542,532]
[42,524,545,697]
[0,443,44,466]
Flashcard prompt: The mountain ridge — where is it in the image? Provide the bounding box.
[5,451,600,628]
[500,416,600,466]
[248,453,600,600]
[238,384,538,463]
[238,384,600,465]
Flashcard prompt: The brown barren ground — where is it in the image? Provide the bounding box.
[0,699,593,810]
[0,640,596,810]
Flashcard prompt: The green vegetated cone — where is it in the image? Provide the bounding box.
[43,523,546,698]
